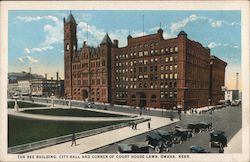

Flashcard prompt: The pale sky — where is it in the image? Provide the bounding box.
[8,10,241,90]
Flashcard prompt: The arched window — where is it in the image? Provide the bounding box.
[151,95,157,102]
[66,43,70,51]
[131,95,136,102]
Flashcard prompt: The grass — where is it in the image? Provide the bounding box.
[8,101,46,108]
[23,108,128,117]
[8,115,129,147]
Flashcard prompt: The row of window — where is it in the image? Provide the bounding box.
[115,73,177,82]
[115,64,178,74]
[72,61,106,70]
[115,56,177,67]
[116,46,178,60]
[115,81,177,89]
[116,91,177,100]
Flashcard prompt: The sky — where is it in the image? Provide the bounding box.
[8,10,241,90]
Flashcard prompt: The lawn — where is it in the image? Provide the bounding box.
[8,115,129,147]
[23,108,128,117]
[8,101,46,108]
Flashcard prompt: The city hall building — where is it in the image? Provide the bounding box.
[64,13,227,110]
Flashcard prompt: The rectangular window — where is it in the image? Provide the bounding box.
[165,74,168,79]
[170,74,173,79]
[174,73,178,79]
[165,57,169,62]
[170,56,173,61]
[175,47,178,52]
[161,65,164,70]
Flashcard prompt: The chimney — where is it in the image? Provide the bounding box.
[45,73,47,80]
[51,77,53,80]
[236,72,239,90]
[113,40,118,47]
[56,72,59,81]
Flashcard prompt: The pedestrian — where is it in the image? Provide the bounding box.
[139,111,142,116]
[135,123,137,129]
[132,122,134,129]
[71,133,76,146]
[148,122,151,129]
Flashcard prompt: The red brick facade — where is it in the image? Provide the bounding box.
[64,13,227,109]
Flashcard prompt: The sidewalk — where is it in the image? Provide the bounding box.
[224,129,242,153]
[27,115,178,154]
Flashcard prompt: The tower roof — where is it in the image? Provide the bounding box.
[178,31,187,36]
[65,12,76,24]
[100,33,113,45]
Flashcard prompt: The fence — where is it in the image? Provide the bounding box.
[8,118,150,154]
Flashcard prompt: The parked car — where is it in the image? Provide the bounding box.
[187,123,201,133]
[198,122,213,131]
[145,133,168,153]
[156,130,174,147]
[187,122,213,133]
[209,130,227,147]
[231,100,241,106]
[171,127,193,142]
[118,143,149,153]
[190,145,209,153]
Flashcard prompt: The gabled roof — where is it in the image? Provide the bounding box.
[65,13,76,24]
[100,33,113,45]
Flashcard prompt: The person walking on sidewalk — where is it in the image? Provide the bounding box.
[148,121,151,130]
[178,109,182,120]
[71,133,77,146]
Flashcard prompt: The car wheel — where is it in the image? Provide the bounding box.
[209,142,212,147]
[165,147,169,152]
[154,146,161,153]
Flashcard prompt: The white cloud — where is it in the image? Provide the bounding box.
[208,42,221,49]
[26,56,38,64]
[24,46,54,53]
[24,48,31,54]
[170,14,240,33]
[210,20,223,28]
[18,57,24,63]
[17,15,63,47]
[208,42,240,50]
[170,14,204,33]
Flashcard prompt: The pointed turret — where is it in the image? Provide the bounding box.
[65,12,76,24]
[100,33,113,45]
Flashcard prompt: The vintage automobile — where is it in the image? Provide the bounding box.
[190,145,209,153]
[156,130,174,147]
[171,127,193,142]
[145,133,168,153]
[117,143,149,153]
[187,122,213,133]
[198,122,213,131]
[209,130,227,147]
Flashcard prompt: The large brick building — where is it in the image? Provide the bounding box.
[64,13,227,109]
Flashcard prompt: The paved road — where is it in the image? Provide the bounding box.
[88,105,242,153]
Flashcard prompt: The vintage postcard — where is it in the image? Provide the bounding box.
[0,1,249,162]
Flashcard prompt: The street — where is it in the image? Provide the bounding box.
[19,97,242,153]
[87,105,241,153]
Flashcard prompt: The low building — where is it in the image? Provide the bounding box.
[31,79,64,98]
[7,83,18,96]
[17,80,30,96]
[225,90,239,102]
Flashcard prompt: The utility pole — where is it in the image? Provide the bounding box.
[29,67,32,101]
